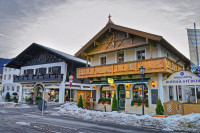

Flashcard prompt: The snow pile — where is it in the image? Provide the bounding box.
[0,102,31,108]
[16,122,30,126]
[20,104,31,108]
[3,102,20,108]
[53,103,200,132]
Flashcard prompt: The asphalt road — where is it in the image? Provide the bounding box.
[0,104,178,133]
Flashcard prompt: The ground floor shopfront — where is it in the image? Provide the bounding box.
[90,76,163,114]
[19,82,92,104]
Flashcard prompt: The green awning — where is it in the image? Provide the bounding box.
[90,78,149,85]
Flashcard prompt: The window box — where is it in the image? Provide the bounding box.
[98,98,111,104]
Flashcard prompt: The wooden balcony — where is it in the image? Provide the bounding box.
[13,74,63,83]
[77,57,183,78]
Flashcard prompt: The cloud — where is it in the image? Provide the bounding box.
[0,0,200,59]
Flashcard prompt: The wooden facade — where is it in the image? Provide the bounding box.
[77,57,183,78]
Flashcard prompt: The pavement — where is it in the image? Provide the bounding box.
[0,103,181,133]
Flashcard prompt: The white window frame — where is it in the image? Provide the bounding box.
[135,47,146,61]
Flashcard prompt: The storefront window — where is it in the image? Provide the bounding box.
[178,85,182,101]
[126,90,130,99]
[100,86,115,99]
[49,89,59,102]
[132,84,148,99]
[169,86,174,100]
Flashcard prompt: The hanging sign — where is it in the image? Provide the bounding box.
[107,78,114,84]
[163,71,200,85]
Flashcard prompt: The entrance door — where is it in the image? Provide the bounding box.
[77,90,91,109]
[196,86,200,103]
[118,84,125,110]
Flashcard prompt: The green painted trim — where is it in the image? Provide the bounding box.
[90,78,150,84]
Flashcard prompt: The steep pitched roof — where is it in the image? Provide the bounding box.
[6,43,87,69]
[75,22,190,65]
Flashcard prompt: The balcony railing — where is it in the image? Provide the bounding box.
[13,74,63,83]
[77,57,183,78]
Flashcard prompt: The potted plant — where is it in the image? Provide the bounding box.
[12,92,18,103]
[5,92,11,102]
[26,97,33,104]
[134,98,138,105]
[78,95,83,108]
[36,96,42,105]
[131,99,134,106]
[170,96,173,100]
[137,98,141,106]
[144,99,149,107]
[154,99,166,118]
[112,93,118,111]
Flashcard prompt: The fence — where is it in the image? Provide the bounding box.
[164,101,200,115]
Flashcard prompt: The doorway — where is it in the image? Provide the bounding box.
[118,84,125,110]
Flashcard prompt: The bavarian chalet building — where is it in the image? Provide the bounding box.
[6,43,90,104]
[75,18,190,114]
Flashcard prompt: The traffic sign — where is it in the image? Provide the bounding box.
[69,82,72,87]
[69,75,74,80]
[38,99,47,111]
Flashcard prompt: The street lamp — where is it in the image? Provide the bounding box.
[139,65,145,115]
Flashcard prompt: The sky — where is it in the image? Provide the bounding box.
[0,0,200,59]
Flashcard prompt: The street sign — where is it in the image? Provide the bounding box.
[38,99,47,111]
[69,75,74,80]
[69,82,72,87]
[107,78,114,84]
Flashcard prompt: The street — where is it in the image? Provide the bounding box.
[0,104,173,133]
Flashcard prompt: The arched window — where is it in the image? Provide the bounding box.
[132,84,148,99]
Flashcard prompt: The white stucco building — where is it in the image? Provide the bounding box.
[1,65,21,100]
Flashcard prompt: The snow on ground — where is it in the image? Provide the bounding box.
[52,102,200,132]
[16,122,30,126]
[0,102,31,108]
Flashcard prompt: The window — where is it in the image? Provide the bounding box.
[100,57,106,65]
[3,86,5,92]
[36,68,47,75]
[117,51,124,63]
[100,86,115,99]
[191,88,195,96]
[12,86,14,91]
[132,84,148,99]
[48,66,61,74]
[126,90,130,99]
[7,86,10,91]
[27,69,34,75]
[17,86,20,92]
[4,75,6,80]
[178,86,182,101]
[137,50,145,60]
[24,70,27,75]
[169,86,173,100]
[8,74,11,80]
[4,67,7,71]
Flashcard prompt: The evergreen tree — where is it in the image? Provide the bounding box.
[78,94,83,108]
[155,99,164,115]
[112,93,118,111]
[5,92,11,102]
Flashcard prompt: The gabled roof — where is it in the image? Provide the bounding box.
[75,21,190,65]
[6,43,87,69]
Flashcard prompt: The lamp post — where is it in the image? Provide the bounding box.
[139,65,145,115]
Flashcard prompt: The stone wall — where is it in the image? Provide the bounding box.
[93,103,112,112]
[125,104,156,115]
